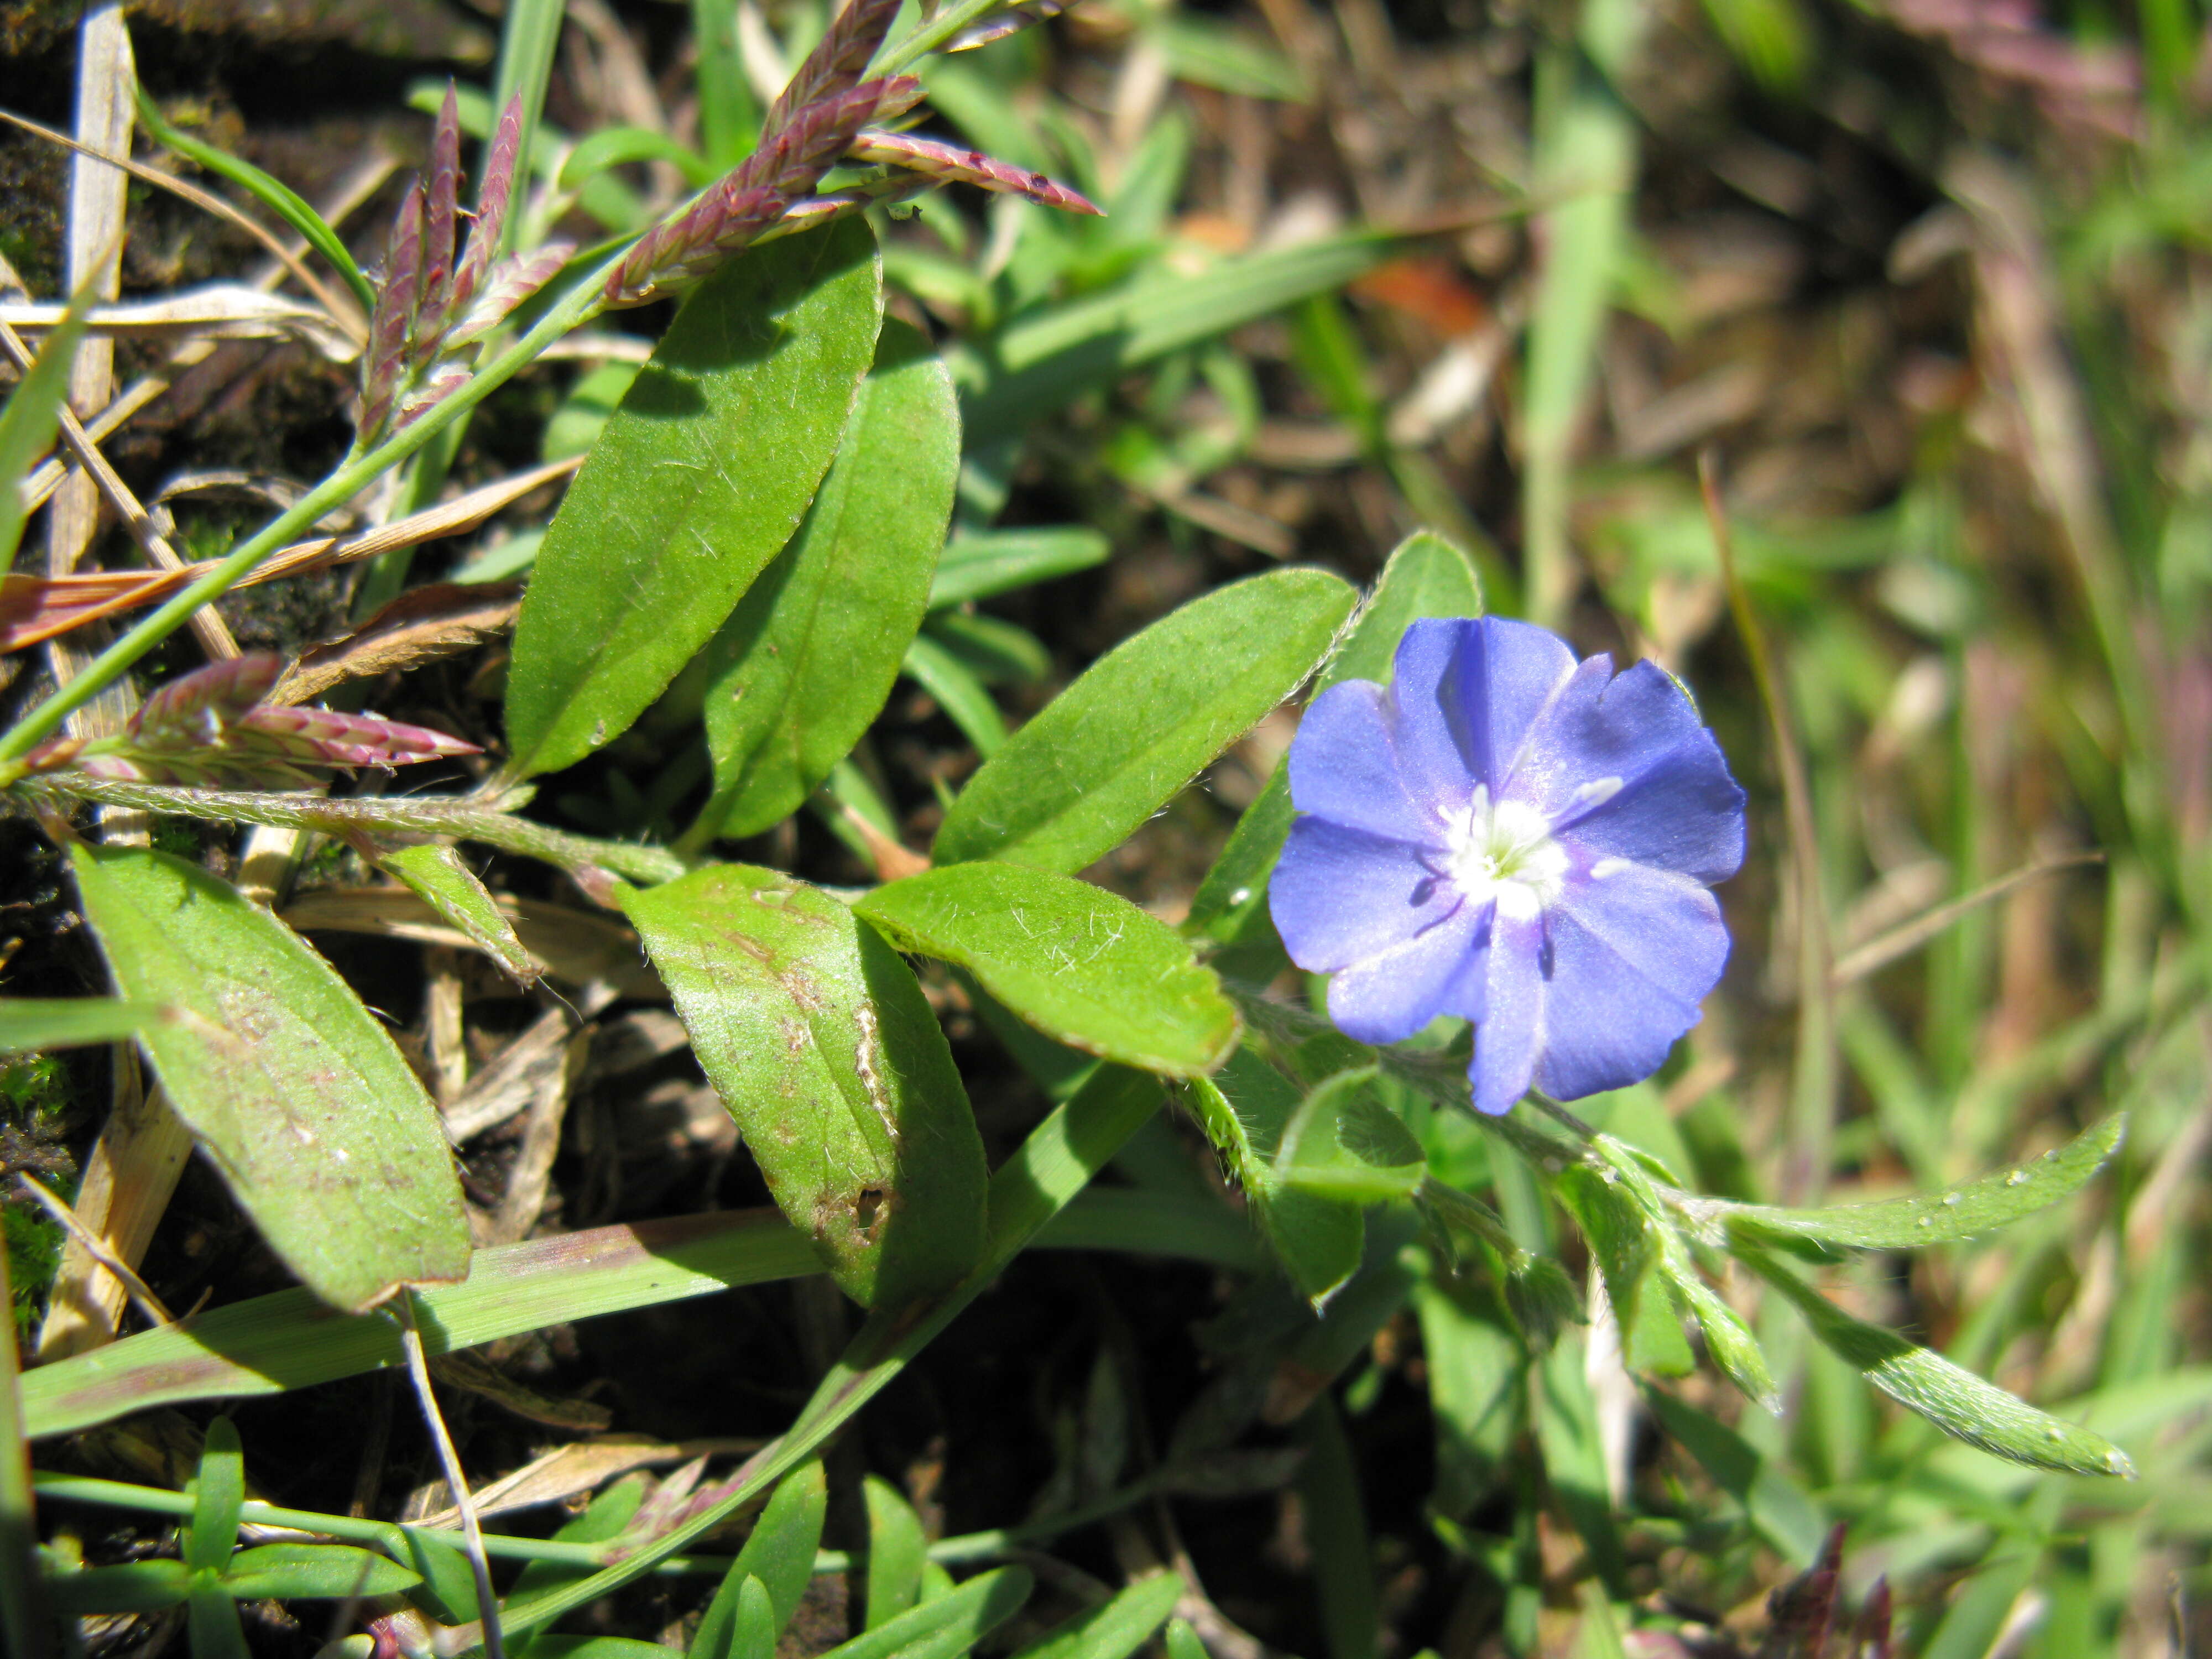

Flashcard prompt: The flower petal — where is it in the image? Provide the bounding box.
[1502,658,1713,826]
[1532,862,1729,1102]
[1556,727,1746,884]
[1469,901,1545,1115]
[1390,618,1578,800]
[1326,894,1492,1045]
[1271,817,1459,974]
[1288,681,1447,846]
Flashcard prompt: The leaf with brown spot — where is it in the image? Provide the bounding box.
[620,864,986,1309]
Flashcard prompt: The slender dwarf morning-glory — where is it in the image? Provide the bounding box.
[1270,617,1746,1117]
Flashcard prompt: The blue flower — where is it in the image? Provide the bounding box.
[1270,617,1746,1116]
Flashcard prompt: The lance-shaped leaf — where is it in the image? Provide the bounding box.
[697,319,957,843]
[70,844,472,1312]
[855,863,1237,1077]
[375,844,540,985]
[1705,1114,2125,1251]
[1740,1242,2137,1477]
[507,218,881,777]
[933,568,1356,872]
[218,1544,421,1600]
[620,865,987,1308]
[692,1459,826,1659]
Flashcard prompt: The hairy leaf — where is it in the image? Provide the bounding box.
[70,844,471,1311]
[700,321,957,840]
[934,568,1355,871]
[507,220,881,776]
[375,844,539,985]
[622,866,987,1307]
[857,864,1236,1076]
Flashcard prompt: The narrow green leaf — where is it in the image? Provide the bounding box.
[1008,1572,1183,1659]
[1150,13,1308,100]
[966,233,1396,444]
[375,844,540,985]
[817,1566,1033,1659]
[20,1211,818,1439]
[1183,763,1292,947]
[1163,1621,1208,1659]
[189,1577,250,1659]
[519,1641,676,1659]
[1666,1270,1778,1412]
[722,1459,826,1638]
[698,319,959,842]
[134,88,376,310]
[857,864,1238,1077]
[1321,531,1484,691]
[1743,1245,2137,1476]
[1642,1389,1825,1567]
[182,1417,244,1573]
[928,528,1110,611]
[44,1559,193,1614]
[504,1472,649,1638]
[0,291,89,568]
[901,633,1008,757]
[0,1241,47,1658]
[506,219,882,776]
[218,1543,421,1600]
[1713,1114,2125,1251]
[558,125,714,190]
[70,846,471,1312]
[482,1069,1164,1646]
[921,611,1050,685]
[621,865,988,1308]
[863,1475,928,1629]
[692,1576,776,1659]
[934,568,1355,871]
[1555,1167,1693,1378]
[0,998,162,1053]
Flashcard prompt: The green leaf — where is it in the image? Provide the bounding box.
[543,362,641,464]
[933,568,1355,871]
[1555,1166,1692,1378]
[1186,1051,1364,1307]
[134,88,376,310]
[817,1566,1034,1659]
[863,1475,928,1629]
[1182,762,1292,949]
[929,528,1110,610]
[523,1642,680,1659]
[693,1575,777,1659]
[857,864,1238,1077]
[374,844,539,985]
[1275,1068,1426,1205]
[0,289,89,568]
[505,1473,650,1641]
[558,125,715,191]
[0,998,163,1053]
[182,1417,244,1573]
[966,233,1396,445]
[44,1559,193,1614]
[1164,1621,1208,1659]
[218,1544,421,1600]
[1149,13,1308,100]
[714,1459,826,1642]
[1712,1114,2125,1251]
[901,633,1007,757]
[1322,531,1484,691]
[505,218,883,777]
[921,611,1050,685]
[70,845,471,1312]
[621,865,988,1308]
[698,319,959,842]
[1665,1269,1778,1412]
[1741,1244,2138,1476]
[1008,1572,1184,1659]
[1642,1389,1825,1567]
[189,1577,249,1659]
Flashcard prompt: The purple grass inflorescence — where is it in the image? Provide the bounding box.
[1271,616,1747,1117]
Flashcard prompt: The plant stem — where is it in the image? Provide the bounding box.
[21,776,690,885]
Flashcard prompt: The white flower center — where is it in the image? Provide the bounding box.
[1441,786,1568,919]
